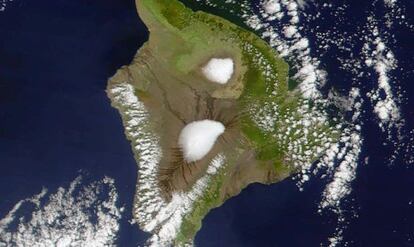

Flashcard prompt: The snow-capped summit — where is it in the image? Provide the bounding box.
[202,58,234,84]
[178,120,225,162]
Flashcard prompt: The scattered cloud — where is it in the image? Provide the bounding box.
[0,176,123,247]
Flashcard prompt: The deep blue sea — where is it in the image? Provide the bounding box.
[1,0,413,246]
[0,0,150,245]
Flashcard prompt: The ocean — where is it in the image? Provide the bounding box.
[1,0,414,246]
[0,0,150,245]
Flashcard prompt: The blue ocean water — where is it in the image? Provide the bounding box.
[0,0,150,245]
[1,0,414,246]
[196,1,414,247]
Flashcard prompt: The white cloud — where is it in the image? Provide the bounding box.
[0,176,123,247]
[147,154,226,246]
[0,0,12,12]
[263,0,281,15]
[384,0,396,7]
[109,82,228,246]
[363,23,402,135]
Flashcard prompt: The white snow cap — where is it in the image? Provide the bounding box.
[202,58,234,84]
[178,120,225,162]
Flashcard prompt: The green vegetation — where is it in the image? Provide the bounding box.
[140,0,294,164]
[175,170,225,245]
[129,0,341,245]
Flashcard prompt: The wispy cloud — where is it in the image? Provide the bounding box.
[0,175,123,247]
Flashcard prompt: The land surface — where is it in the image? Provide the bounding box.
[107,0,339,245]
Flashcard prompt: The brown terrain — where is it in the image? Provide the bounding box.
[108,43,289,202]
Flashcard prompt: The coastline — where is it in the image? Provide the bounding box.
[107,0,340,245]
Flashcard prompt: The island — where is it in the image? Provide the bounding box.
[106,0,340,245]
